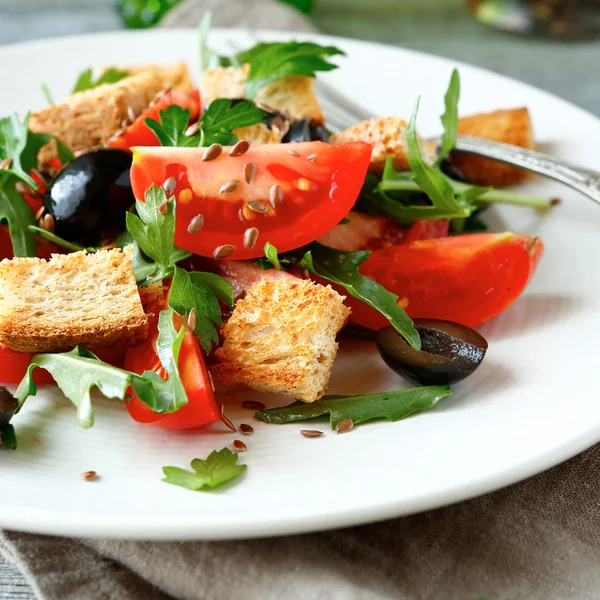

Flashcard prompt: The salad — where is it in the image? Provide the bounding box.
[0,17,549,491]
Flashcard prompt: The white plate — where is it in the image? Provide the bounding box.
[0,28,598,541]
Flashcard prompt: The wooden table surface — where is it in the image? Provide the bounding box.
[1,0,599,597]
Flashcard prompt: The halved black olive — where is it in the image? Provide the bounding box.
[376,319,488,385]
[0,387,18,428]
[281,119,331,143]
[44,149,134,245]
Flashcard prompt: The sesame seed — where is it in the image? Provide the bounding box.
[243,227,259,249]
[187,214,204,235]
[307,153,318,162]
[242,400,265,410]
[81,471,97,481]
[300,430,323,438]
[40,214,55,233]
[243,161,256,184]
[240,423,254,435]
[15,181,33,196]
[127,105,137,123]
[233,439,247,452]
[213,244,235,259]
[157,200,169,215]
[245,200,268,214]
[185,121,200,136]
[288,149,300,157]
[0,157,12,170]
[163,176,177,196]
[221,407,236,432]
[229,140,250,157]
[187,308,197,332]
[219,179,240,195]
[269,184,283,208]
[335,418,354,434]
[202,143,223,161]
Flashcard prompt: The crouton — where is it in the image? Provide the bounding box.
[452,107,535,187]
[201,64,324,124]
[215,278,350,403]
[234,123,282,145]
[0,247,148,353]
[329,116,437,175]
[29,69,167,162]
[116,64,193,93]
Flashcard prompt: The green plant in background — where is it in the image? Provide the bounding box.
[116,0,312,29]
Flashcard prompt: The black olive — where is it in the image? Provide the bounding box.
[376,319,488,386]
[281,119,332,143]
[44,149,134,245]
[309,123,331,143]
[0,387,18,428]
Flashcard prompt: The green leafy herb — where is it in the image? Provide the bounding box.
[199,99,266,146]
[436,68,460,167]
[237,42,344,100]
[168,267,234,353]
[41,83,54,106]
[0,424,16,450]
[295,243,421,351]
[145,105,198,148]
[256,385,452,428]
[72,67,128,94]
[262,241,284,270]
[0,173,37,257]
[163,448,247,491]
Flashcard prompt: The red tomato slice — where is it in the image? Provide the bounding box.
[0,225,60,261]
[0,345,53,385]
[124,312,220,430]
[108,90,200,151]
[130,141,372,260]
[347,232,543,330]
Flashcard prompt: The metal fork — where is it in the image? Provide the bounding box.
[235,31,600,206]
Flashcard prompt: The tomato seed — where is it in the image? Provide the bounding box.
[187,213,204,235]
[243,227,259,249]
[219,179,240,194]
[81,471,97,481]
[242,400,265,410]
[269,184,283,208]
[213,244,235,259]
[202,143,223,162]
[163,176,177,196]
[240,423,254,435]
[233,439,247,452]
[300,430,323,438]
[230,140,250,157]
[185,122,200,136]
[243,161,256,184]
[246,200,268,214]
[335,419,354,434]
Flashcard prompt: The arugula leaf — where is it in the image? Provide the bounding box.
[263,241,284,270]
[145,105,199,148]
[238,42,344,100]
[168,267,234,354]
[295,243,421,351]
[436,69,460,167]
[0,424,16,450]
[256,385,452,428]
[280,0,314,14]
[41,83,54,105]
[199,99,266,147]
[126,185,176,280]
[72,67,128,94]
[28,225,87,253]
[0,173,37,257]
[163,448,247,491]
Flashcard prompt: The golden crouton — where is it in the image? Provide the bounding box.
[201,64,324,124]
[0,247,148,353]
[329,116,437,175]
[215,278,350,403]
[234,123,282,145]
[117,63,193,93]
[452,107,535,187]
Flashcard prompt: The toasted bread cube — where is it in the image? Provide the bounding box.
[215,278,350,403]
[329,116,437,175]
[452,107,535,187]
[117,63,193,93]
[233,123,282,145]
[201,64,324,124]
[0,247,148,353]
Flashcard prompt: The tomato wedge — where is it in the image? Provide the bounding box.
[0,345,53,385]
[108,90,200,151]
[130,141,372,260]
[124,311,220,430]
[347,233,543,329]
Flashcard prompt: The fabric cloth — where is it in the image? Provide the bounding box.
[2,1,598,599]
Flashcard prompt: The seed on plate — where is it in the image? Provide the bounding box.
[300,430,323,438]
[185,121,200,137]
[0,157,12,170]
[202,143,223,162]
[213,244,235,259]
[81,470,97,481]
[229,140,250,157]
[35,205,46,221]
[163,176,177,196]
[15,181,34,196]
[187,308,197,332]
[288,149,300,157]
[307,153,317,162]
[551,197,561,206]
[233,439,247,452]
[242,400,265,411]
[335,418,354,434]
[157,199,169,214]
[40,214,55,233]
[221,407,236,432]
[187,214,204,235]
[269,184,283,208]
[243,161,256,184]
[240,423,254,435]
[29,436,41,445]
[243,227,259,249]
[246,200,268,214]
[219,179,240,195]
[127,105,137,123]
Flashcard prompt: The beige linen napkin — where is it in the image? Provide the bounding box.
[2,2,600,599]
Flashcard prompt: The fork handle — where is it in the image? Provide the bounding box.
[454,135,600,205]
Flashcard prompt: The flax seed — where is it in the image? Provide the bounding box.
[242,400,265,410]
[187,308,197,332]
[229,140,250,157]
[202,143,223,161]
[243,161,256,184]
[240,423,254,435]
[157,200,169,215]
[246,200,268,214]
[307,153,317,162]
[335,419,354,434]
[269,184,283,208]
[81,471,97,481]
[41,214,55,233]
[187,214,204,235]
[221,407,236,432]
[35,206,46,221]
[243,227,259,249]
[163,176,177,196]
[120,118,130,129]
[233,439,247,452]
[288,149,300,157]
[219,179,240,195]
[0,157,12,170]
[185,121,200,136]
[213,244,235,259]
[238,208,245,221]
[15,181,33,196]
[300,430,323,438]
[127,105,137,123]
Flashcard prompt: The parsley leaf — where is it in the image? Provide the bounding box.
[256,385,452,428]
[168,267,234,354]
[262,241,284,270]
[295,243,421,351]
[199,99,266,146]
[238,42,344,100]
[163,448,247,491]
[72,67,128,94]
[0,173,37,257]
[436,68,460,167]
[0,424,16,450]
[145,105,199,148]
